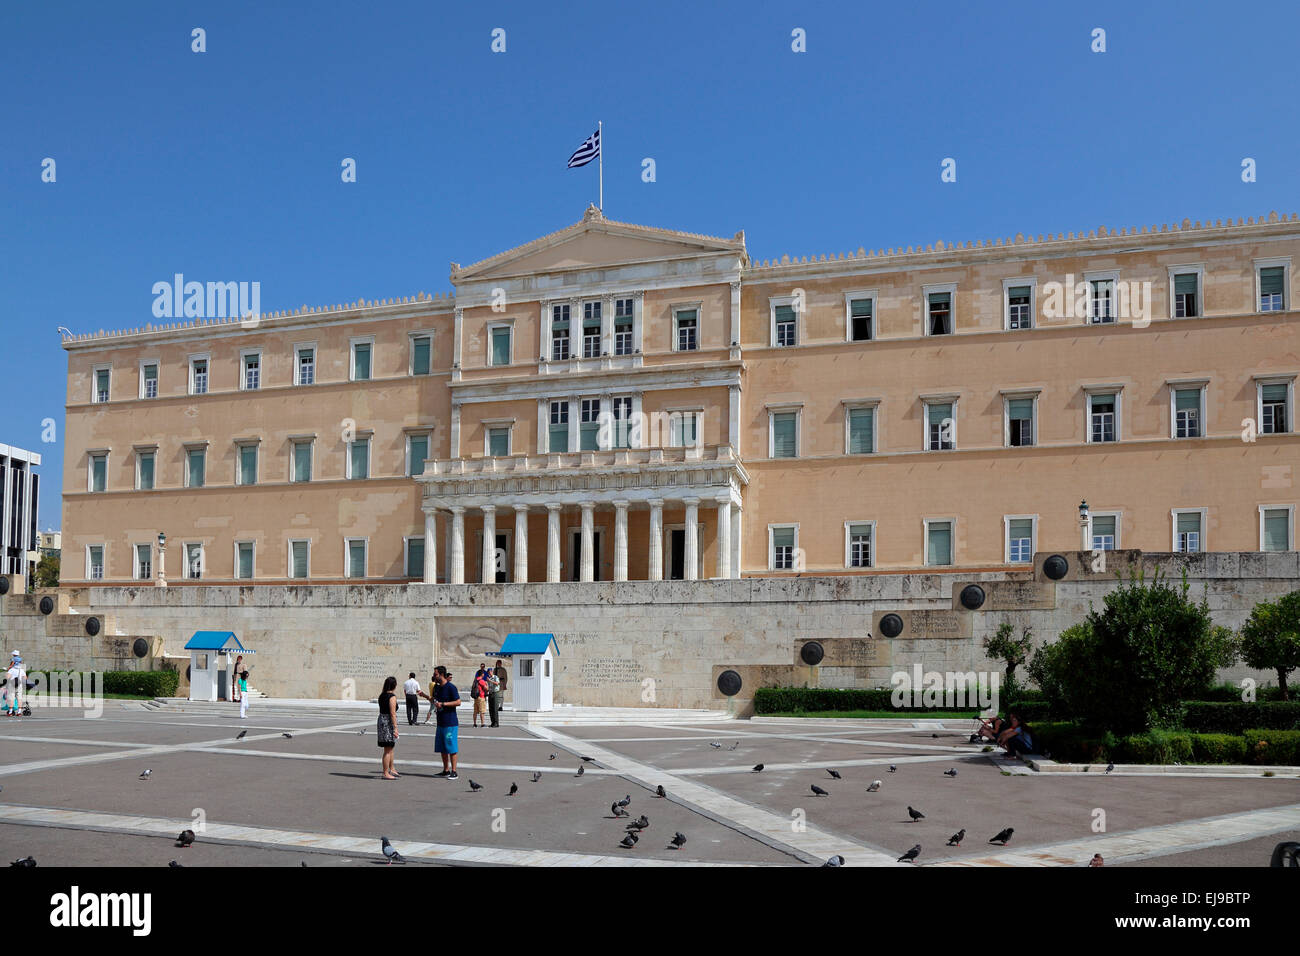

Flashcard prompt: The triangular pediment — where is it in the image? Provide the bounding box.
[451,206,745,282]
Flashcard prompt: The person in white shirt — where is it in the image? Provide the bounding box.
[6,656,27,717]
[402,672,421,726]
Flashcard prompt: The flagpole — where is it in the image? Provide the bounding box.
[598,120,603,212]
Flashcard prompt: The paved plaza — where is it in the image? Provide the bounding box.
[0,704,1296,867]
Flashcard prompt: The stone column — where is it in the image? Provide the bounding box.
[449,506,466,585]
[580,501,595,582]
[423,510,437,584]
[568,394,580,452]
[730,503,742,579]
[648,498,664,582]
[546,504,562,582]
[514,505,529,583]
[481,505,497,583]
[683,497,700,580]
[613,500,629,582]
[715,497,731,579]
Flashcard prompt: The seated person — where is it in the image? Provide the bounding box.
[974,715,1005,743]
[1000,714,1036,758]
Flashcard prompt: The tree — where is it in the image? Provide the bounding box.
[34,553,59,589]
[1239,591,1300,701]
[983,622,1033,700]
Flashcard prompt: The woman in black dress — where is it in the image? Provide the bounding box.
[378,676,399,779]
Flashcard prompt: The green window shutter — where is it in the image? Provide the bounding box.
[1092,515,1116,537]
[775,305,796,322]
[96,369,109,398]
[1174,273,1198,295]
[772,413,797,457]
[1261,267,1285,295]
[850,298,872,318]
[240,446,257,485]
[1175,388,1200,411]
[489,429,509,456]
[1007,398,1033,419]
[354,343,371,379]
[1264,511,1290,551]
[928,292,950,308]
[927,523,952,565]
[848,408,874,453]
[92,457,106,492]
[413,337,431,375]
[772,527,795,549]
[350,441,368,478]
[1176,512,1201,534]
[188,450,204,487]
[491,329,511,366]
[407,539,425,577]
[292,541,308,578]
[579,423,599,451]
[138,454,154,489]
[294,443,312,481]
[549,426,569,453]
[927,403,953,426]
[1008,285,1031,300]
[1262,383,1289,402]
[1009,518,1033,540]
[408,436,428,476]
[238,545,253,579]
[349,542,366,577]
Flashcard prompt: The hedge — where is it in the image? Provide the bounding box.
[1245,730,1300,765]
[32,670,179,698]
[1200,683,1290,703]
[753,687,991,714]
[1181,702,1300,734]
[1032,721,1300,765]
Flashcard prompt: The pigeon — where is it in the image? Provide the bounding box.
[576,766,584,777]
[752,763,764,772]
[236,730,247,740]
[508,783,517,797]
[611,803,629,818]
[907,806,925,823]
[358,729,366,735]
[580,756,596,763]
[139,769,152,780]
[625,815,650,831]
[947,829,965,846]
[989,827,1014,845]
[282,733,293,739]
[530,772,542,783]
[1106,762,1115,774]
[468,779,483,792]
[826,769,841,779]
[9,857,35,868]
[381,837,405,864]
[728,741,740,750]
[618,833,637,849]
[888,765,897,773]
[617,794,632,809]
[944,768,958,777]
[823,855,845,867]
[176,829,195,848]
[810,784,829,797]
[168,860,183,868]
[866,780,881,792]
[655,785,666,798]
[548,753,557,760]
[670,832,686,849]
[710,741,721,749]
[897,844,921,864]
[931,733,939,738]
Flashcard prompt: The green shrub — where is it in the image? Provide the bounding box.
[1189,733,1249,764]
[1238,591,1300,701]
[1201,683,1287,702]
[1244,729,1300,765]
[1008,700,1056,722]
[1182,702,1300,734]
[752,686,990,714]
[33,670,179,698]
[1115,729,1193,764]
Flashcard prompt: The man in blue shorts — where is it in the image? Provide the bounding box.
[431,666,461,780]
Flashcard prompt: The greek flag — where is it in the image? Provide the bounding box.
[567,128,600,168]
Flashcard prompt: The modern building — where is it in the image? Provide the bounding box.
[0,443,40,578]
[60,206,1300,585]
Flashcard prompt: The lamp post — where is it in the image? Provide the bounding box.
[1078,500,1092,551]
[156,531,167,588]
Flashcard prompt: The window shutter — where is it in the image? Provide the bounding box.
[1174,273,1198,294]
[772,527,795,549]
[1007,398,1033,419]
[1264,511,1289,551]
[1176,512,1201,534]
[407,539,424,577]
[1009,518,1033,540]
[1092,515,1116,537]
[1008,285,1031,300]
[1261,267,1285,295]
[294,443,311,481]
[350,441,368,478]
[775,304,795,323]
[927,403,953,426]
[409,436,428,476]
[349,542,365,577]
[292,541,308,578]
[850,298,872,317]
[928,292,950,308]
[413,337,431,374]
[240,446,257,484]
[928,524,952,564]
[1175,389,1200,411]
[138,455,154,489]
[772,413,797,456]
[1262,383,1289,402]
[491,329,510,365]
[354,344,371,379]
[238,545,253,579]
[848,408,874,454]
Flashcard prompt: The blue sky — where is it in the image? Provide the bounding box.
[3,0,1297,530]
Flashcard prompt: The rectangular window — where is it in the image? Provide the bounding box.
[190,358,208,395]
[670,412,699,448]
[849,298,873,341]
[676,310,698,351]
[1174,387,1202,438]
[612,396,632,449]
[1260,266,1285,312]
[551,305,570,360]
[407,434,429,477]
[1089,394,1117,443]
[847,407,874,454]
[352,342,372,381]
[927,402,954,450]
[185,543,203,579]
[292,441,312,482]
[771,526,796,570]
[242,352,260,390]
[582,302,602,358]
[771,412,798,458]
[1007,285,1032,330]
[927,292,952,335]
[187,448,205,488]
[847,523,872,568]
[142,364,158,399]
[406,538,425,578]
[1175,511,1203,553]
[94,367,111,404]
[774,304,797,347]
[1262,508,1291,552]
[580,399,601,451]
[1007,517,1033,563]
[348,438,370,479]
[1174,273,1199,318]
[926,520,953,566]
[296,347,315,385]
[90,454,107,493]
[88,545,104,580]
[488,427,510,457]
[549,401,569,452]
[490,327,511,367]
[238,445,258,485]
[1007,397,1035,447]
[346,539,367,578]
[137,452,154,490]
[412,334,432,375]
[236,542,254,579]
[1092,514,1117,551]
[290,540,309,579]
[1089,279,1115,323]
[614,299,633,355]
[135,543,152,580]
[1261,383,1290,434]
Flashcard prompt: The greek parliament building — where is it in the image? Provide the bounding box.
[60,206,1300,588]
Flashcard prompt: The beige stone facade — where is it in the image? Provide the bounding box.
[61,207,1300,585]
